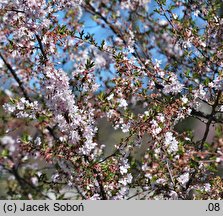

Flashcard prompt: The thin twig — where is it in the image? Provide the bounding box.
[35,34,48,61]
[166,159,175,187]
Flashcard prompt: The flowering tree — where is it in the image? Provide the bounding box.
[0,0,223,200]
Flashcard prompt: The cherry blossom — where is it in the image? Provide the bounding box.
[0,0,223,200]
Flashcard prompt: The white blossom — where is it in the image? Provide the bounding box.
[3,104,16,113]
[163,75,184,94]
[90,194,101,200]
[173,13,178,19]
[31,177,38,186]
[118,98,128,109]
[177,173,189,186]
[119,159,130,175]
[121,123,130,133]
[155,59,162,68]
[34,137,41,146]
[0,136,15,146]
[203,183,211,192]
[193,10,200,17]
[107,93,114,101]
[181,96,188,104]
[119,173,133,186]
[164,132,178,153]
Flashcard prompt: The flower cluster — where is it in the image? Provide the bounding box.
[1,0,223,200]
[3,98,39,119]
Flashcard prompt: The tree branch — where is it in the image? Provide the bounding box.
[199,91,221,150]
[35,34,48,62]
[0,52,31,102]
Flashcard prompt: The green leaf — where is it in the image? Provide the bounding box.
[1,149,9,157]
[169,4,176,11]
[99,40,105,50]
[85,59,95,69]
[21,133,30,143]
[79,30,85,39]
